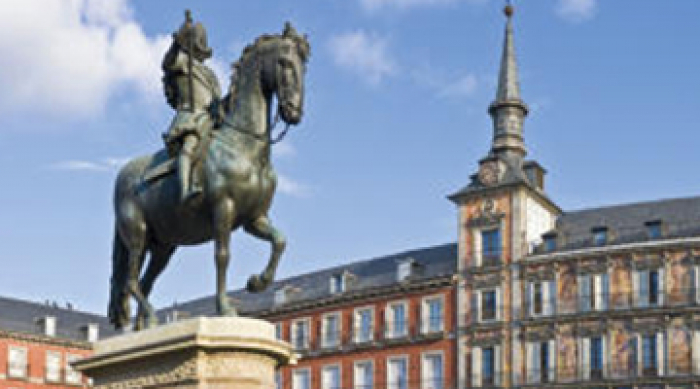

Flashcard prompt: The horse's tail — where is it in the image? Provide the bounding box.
[108,228,130,329]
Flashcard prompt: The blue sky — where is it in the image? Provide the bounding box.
[0,0,698,315]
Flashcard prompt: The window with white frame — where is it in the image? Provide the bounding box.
[635,268,664,307]
[386,301,408,338]
[322,312,341,348]
[475,288,501,322]
[275,322,284,340]
[529,280,555,316]
[46,351,62,382]
[65,354,83,385]
[291,319,310,350]
[422,296,443,333]
[354,360,373,389]
[579,336,607,380]
[480,228,502,266]
[472,345,501,387]
[638,332,664,377]
[293,368,311,389]
[322,365,341,389]
[275,287,289,305]
[526,341,556,384]
[397,260,413,281]
[355,307,374,343]
[422,352,444,389]
[276,371,283,389]
[387,356,409,389]
[578,273,609,312]
[8,346,28,378]
[330,273,346,294]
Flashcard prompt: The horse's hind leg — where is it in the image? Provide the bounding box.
[135,244,176,330]
[122,219,156,329]
[245,215,286,293]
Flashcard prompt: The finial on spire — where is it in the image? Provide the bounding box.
[504,0,514,18]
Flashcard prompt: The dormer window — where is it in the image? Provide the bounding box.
[36,316,56,337]
[646,220,663,239]
[592,227,608,246]
[275,287,290,305]
[330,273,346,294]
[543,234,557,252]
[397,259,414,282]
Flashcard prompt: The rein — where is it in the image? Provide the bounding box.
[220,108,292,145]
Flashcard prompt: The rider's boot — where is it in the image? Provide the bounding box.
[178,151,201,203]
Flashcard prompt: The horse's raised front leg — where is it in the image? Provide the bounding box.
[245,215,286,293]
[135,244,176,330]
[213,197,237,316]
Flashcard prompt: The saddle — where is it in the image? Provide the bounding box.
[142,125,214,186]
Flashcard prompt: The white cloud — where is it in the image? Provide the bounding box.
[277,175,311,198]
[50,157,130,172]
[556,0,597,23]
[411,66,479,99]
[328,31,397,85]
[0,0,170,119]
[360,0,488,12]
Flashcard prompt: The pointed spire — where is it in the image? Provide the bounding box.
[495,3,522,102]
[488,1,529,161]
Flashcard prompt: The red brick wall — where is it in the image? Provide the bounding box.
[0,335,91,388]
[273,285,456,388]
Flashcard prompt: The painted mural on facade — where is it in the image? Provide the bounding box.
[667,252,692,305]
[610,258,632,309]
[669,318,692,374]
[556,325,577,382]
[557,263,577,315]
[609,322,635,378]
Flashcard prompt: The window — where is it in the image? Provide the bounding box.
[387,302,408,338]
[293,368,311,389]
[530,281,555,316]
[398,260,413,281]
[275,287,289,305]
[46,351,62,382]
[275,322,284,340]
[642,334,658,375]
[578,273,609,312]
[637,269,662,307]
[422,353,444,389]
[276,371,283,389]
[355,307,374,343]
[423,296,443,333]
[65,354,82,385]
[590,337,603,378]
[593,228,608,246]
[543,235,557,252]
[322,365,341,389]
[482,290,497,321]
[8,346,27,378]
[387,357,408,389]
[646,221,663,239]
[481,228,501,265]
[540,342,549,383]
[354,360,373,389]
[330,273,345,294]
[291,319,310,350]
[322,313,341,348]
[482,347,495,385]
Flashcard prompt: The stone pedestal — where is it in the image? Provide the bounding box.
[74,317,295,389]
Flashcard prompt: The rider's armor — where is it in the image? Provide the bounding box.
[162,15,221,202]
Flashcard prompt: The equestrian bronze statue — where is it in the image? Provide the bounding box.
[108,12,310,330]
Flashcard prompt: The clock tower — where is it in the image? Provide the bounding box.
[449,3,561,387]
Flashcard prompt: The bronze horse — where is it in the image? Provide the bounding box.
[108,25,309,330]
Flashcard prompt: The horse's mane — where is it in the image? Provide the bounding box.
[222,27,310,113]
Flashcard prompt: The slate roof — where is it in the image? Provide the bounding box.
[544,196,700,252]
[0,296,114,342]
[163,243,458,319]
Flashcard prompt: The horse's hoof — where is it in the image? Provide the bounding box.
[246,274,267,293]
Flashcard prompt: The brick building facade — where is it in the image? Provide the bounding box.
[0,296,111,388]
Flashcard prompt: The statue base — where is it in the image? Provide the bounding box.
[74,316,296,388]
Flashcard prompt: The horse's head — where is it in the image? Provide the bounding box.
[262,23,309,125]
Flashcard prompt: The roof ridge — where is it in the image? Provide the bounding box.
[563,195,700,216]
